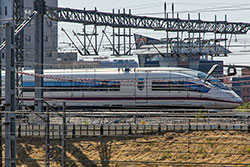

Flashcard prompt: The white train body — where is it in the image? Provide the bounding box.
[18,67,242,109]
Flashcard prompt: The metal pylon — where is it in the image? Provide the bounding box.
[13,0,24,109]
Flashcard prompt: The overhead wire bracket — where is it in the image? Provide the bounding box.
[0,11,38,51]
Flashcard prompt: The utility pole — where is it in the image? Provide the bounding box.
[4,22,16,167]
[34,0,45,113]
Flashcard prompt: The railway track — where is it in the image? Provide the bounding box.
[32,108,250,119]
[13,108,250,125]
[62,111,249,118]
[8,109,250,138]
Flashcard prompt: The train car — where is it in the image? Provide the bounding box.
[18,67,242,109]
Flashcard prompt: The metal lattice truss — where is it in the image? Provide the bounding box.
[46,6,250,34]
[14,0,24,109]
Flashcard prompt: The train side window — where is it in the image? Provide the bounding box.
[173,81,186,91]
[22,82,35,92]
[152,81,209,93]
[107,81,120,91]
[188,82,198,91]
[23,81,120,92]
[185,81,209,93]
[197,85,209,93]
[138,78,144,91]
[152,81,184,91]
[152,81,168,91]
[192,83,209,93]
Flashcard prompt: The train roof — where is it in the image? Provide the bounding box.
[24,67,196,74]
[19,67,216,83]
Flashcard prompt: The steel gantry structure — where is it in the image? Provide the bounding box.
[46,6,250,34]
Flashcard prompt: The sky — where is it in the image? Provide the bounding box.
[57,0,250,65]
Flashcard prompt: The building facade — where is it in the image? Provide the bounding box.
[24,0,58,69]
[232,68,250,103]
[241,68,250,103]
[0,0,13,47]
[241,85,250,103]
[0,0,13,22]
[0,0,13,62]
[0,0,58,69]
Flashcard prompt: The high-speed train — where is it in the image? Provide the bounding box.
[14,67,242,109]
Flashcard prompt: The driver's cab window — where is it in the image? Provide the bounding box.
[137,78,144,90]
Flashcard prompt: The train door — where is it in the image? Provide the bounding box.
[135,72,148,103]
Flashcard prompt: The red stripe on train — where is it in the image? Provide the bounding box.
[18,96,242,104]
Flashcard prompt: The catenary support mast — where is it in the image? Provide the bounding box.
[34,0,45,113]
[4,22,16,167]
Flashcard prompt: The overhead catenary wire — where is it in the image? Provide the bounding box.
[12,68,250,86]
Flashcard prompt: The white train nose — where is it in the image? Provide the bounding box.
[210,88,243,108]
[223,91,243,108]
[235,96,243,103]
[228,91,243,103]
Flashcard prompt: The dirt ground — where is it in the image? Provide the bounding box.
[3,130,250,167]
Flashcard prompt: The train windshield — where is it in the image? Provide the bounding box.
[197,72,230,90]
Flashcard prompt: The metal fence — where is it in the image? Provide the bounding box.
[10,123,250,139]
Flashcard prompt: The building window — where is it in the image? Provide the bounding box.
[5,6,7,16]
[47,52,52,57]
[47,21,52,27]
[0,7,2,16]
[25,35,31,42]
[24,9,32,16]
[45,36,48,42]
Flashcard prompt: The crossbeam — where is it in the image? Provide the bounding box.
[46,6,250,34]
